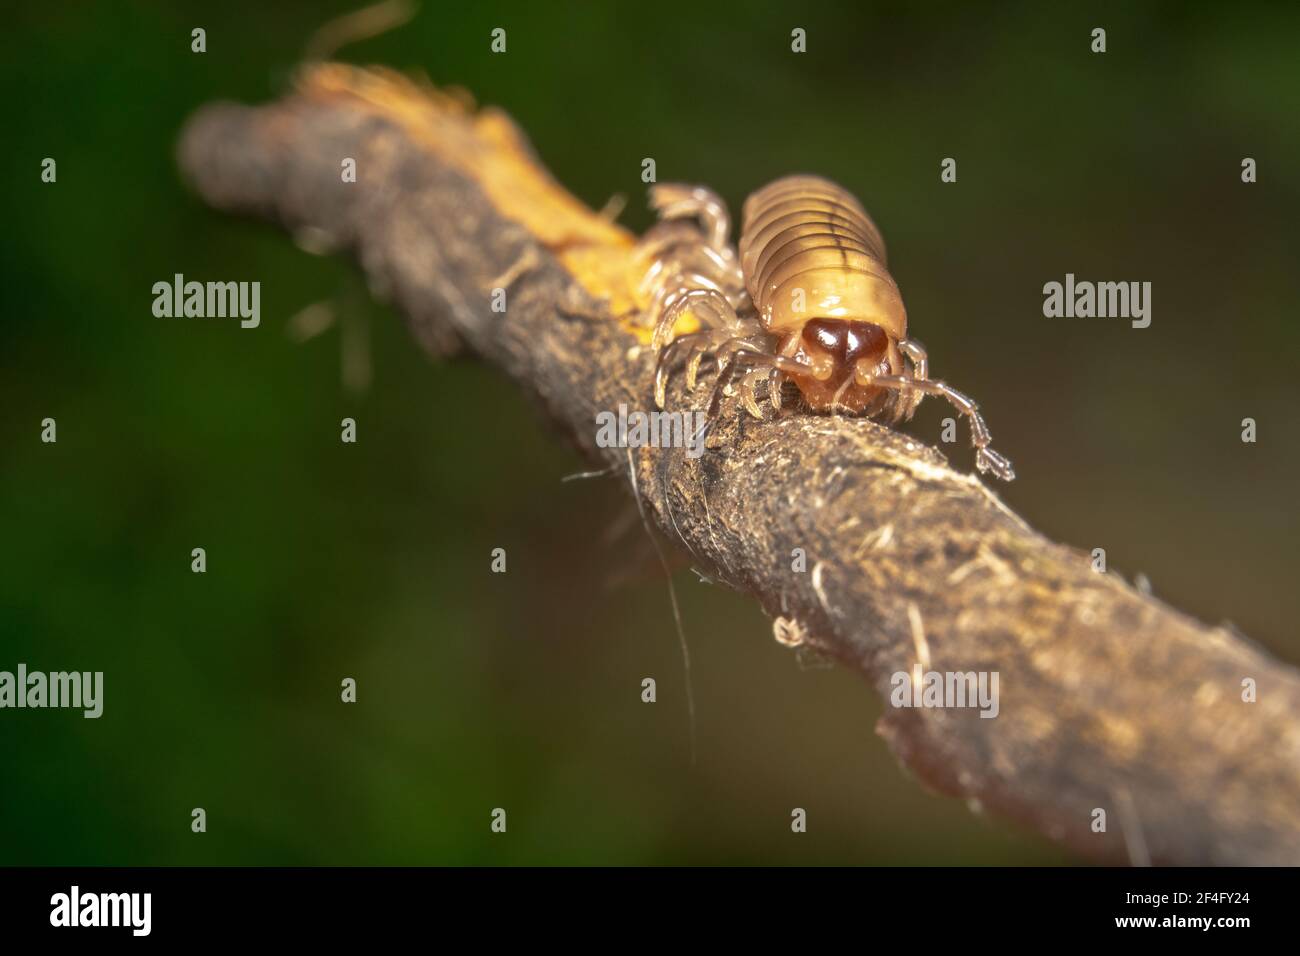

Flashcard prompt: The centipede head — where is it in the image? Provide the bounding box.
[785,318,905,416]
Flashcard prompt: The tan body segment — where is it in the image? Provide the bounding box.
[739,176,905,339]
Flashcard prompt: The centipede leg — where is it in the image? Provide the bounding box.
[655,328,741,408]
[898,338,929,380]
[654,334,699,409]
[854,366,1016,481]
[685,336,721,390]
[897,338,929,420]
[738,368,773,419]
[651,285,733,349]
[654,288,768,394]
[699,347,812,435]
[767,368,784,412]
[648,184,734,252]
[682,328,755,389]
[651,293,751,408]
[637,183,754,414]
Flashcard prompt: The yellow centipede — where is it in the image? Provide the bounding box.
[637,174,1014,481]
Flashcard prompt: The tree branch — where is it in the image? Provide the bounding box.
[178,63,1300,865]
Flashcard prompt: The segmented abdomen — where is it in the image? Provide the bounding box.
[737,175,906,339]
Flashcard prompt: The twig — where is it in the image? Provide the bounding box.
[177,63,1300,865]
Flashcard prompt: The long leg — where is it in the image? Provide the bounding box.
[655,330,732,408]
[855,365,1016,481]
[635,233,744,308]
[738,368,779,419]
[703,347,812,428]
[767,368,784,413]
[651,286,736,349]
[650,273,763,404]
[638,186,744,308]
[655,326,757,408]
[648,184,733,253]
[690,345,817,445]
[898,338,929,380]
[897,338,929,419]
[653,334,695,409]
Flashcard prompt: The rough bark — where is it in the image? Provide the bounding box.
[177,63,1300,866]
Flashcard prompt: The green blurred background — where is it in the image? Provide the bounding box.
[2,1,1297,865]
